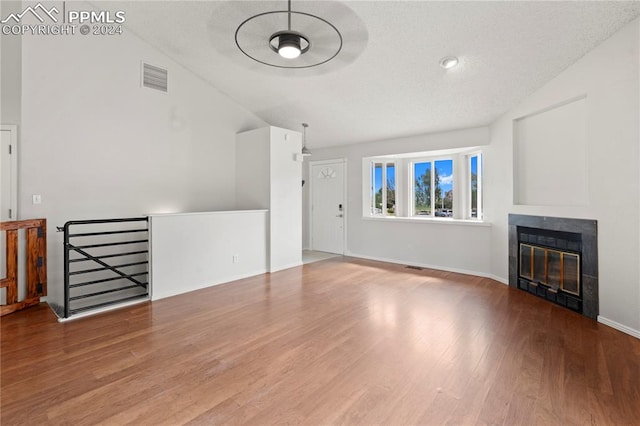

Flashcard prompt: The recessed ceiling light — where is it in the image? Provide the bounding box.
[440,56,459,70]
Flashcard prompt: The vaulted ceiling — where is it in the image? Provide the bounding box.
[114,1,640,148]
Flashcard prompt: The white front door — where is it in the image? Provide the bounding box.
[311,160,345,254]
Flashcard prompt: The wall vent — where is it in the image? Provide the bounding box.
[142,62,168,92]
[405,265,424,270]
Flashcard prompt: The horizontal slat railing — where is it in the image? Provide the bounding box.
[58,217,149,318]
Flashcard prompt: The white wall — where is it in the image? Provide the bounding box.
[304,126,494,277]
[18,5,266,312]
[150,211,268,300]
[236,126,302,272]
[486,18,640,335]
[268,126,302,272]
[513,96,588,206]
[236,127,271,210]
[0,1,22,125]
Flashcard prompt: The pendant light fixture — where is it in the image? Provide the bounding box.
[301,123,312,156]
[230,0,368,70]
[269,0,310,60]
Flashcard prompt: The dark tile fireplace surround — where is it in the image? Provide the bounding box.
[508,214,598,319]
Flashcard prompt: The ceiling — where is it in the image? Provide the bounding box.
[111,1,640,149]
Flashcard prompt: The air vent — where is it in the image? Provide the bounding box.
[142,62,168,92]
[405,265,424,270]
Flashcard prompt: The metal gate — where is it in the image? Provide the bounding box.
[59,218,149,318]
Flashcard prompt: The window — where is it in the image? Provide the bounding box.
[364,148,483,221]
[469,153,482,219]
[413,159,454,217]
[414,162,431,215]
[371,161,396,216]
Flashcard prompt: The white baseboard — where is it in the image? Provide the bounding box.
[597,316,640,339]
[58,297,149,322]
[486,274,509,285]
[151,269,268,301]
[270,261,303,273]
[344,251,506,284]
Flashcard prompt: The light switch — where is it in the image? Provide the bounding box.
[32,195,42,204]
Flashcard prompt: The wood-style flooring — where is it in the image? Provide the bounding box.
[2,257,640,425]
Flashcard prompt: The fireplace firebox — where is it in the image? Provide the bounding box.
[508,215,598,319]
[517,227,582,312]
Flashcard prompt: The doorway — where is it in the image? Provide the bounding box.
[1,125,18,221]
[310,159,346,255]
[1,125,18,305]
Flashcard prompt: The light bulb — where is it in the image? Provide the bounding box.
[279,44,301,59]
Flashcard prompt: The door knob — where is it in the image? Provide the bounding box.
[336,214,343,218]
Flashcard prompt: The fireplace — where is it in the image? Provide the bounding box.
[508,215,598,319]
[517,227,583,312]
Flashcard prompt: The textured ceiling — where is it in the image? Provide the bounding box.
[110,1,640,148]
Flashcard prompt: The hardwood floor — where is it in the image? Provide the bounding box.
[2,257,639,425]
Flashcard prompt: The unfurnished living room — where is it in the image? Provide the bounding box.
[1,0,640,424]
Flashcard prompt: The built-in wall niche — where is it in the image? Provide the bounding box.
[513,95,588,206]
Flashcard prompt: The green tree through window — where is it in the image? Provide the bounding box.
[414,160,453,216]
[367,151,480,220]
[414,162,432,215]
[372,162,395,216]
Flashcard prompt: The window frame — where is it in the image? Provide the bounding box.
[466,152,483,220]
[370,160,397,217]
[363,148,484,223]
[409,156,455,219]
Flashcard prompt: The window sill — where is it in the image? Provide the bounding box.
[362,216,491,227]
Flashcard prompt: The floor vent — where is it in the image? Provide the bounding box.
[142,63,168,92]
[406,265,424,270]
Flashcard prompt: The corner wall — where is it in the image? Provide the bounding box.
[17,3,266,310]
[304,127,493,277]
[486,18,640,335]
[0,1,22,125]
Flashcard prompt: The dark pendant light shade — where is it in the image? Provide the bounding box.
[269,31,310,59]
